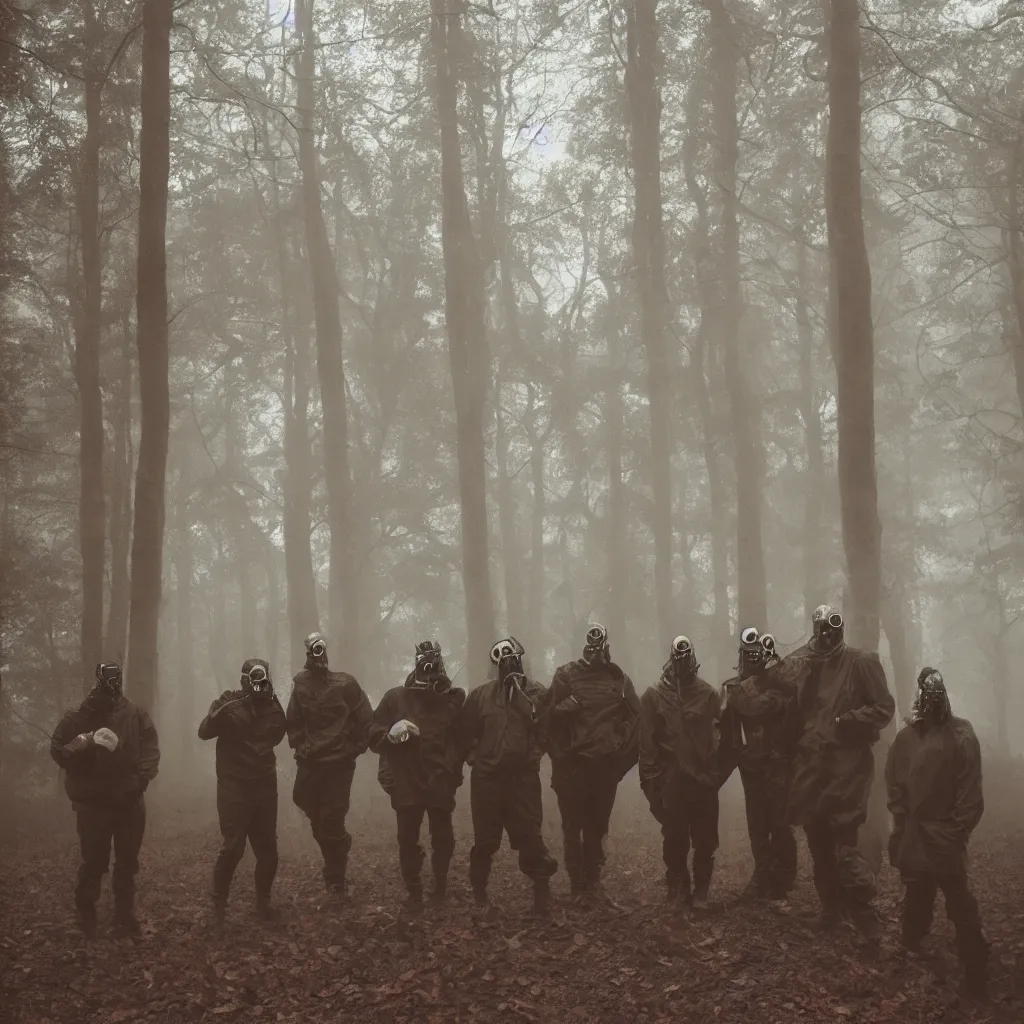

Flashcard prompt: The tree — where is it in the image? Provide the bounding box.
[126,0,173,711]
[430,0,495,677]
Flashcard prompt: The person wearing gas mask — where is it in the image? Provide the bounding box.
[547,624,641,900]
[370,640,466,911]
[787,605,895,937]
[886,668,988,997]
[720,628,798,902]
[50,663,161,937]
[199,658,287,928]
[639,636,721,910]
[286,632,373,898]
[456,636,557,914]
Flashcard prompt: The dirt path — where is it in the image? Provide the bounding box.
[1,789,1020,1023]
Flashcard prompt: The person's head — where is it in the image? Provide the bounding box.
[304,631,328,669]
[912,666,951,724]
[94,662,123,705]
[582,623,610,666]
[241,658,272,699]
[668,635,698,680]
[738,626,765,677]
[811,605,844,654]
[490,636,525,686]
[411,639,451,694]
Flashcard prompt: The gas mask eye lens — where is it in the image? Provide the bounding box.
[740,627,758,645]
[828,612,843,630]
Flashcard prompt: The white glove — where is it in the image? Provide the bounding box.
[387,719,420,744]
[93,727,119,752]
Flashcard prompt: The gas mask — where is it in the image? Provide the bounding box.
[582,624,610,665]
[94,662,123,704]
[490,636,526,688]
[668,635,698,680]
[241,659,273,699]
[811,605,844,654]
[411,639,451,694]
[304,631,328,670]
[738,626,765,676]
[912,667,951,724]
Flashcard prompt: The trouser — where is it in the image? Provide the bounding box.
[469,766,557,890]
[552,757,620,891]
[901,870,988,977]
[293,759,354,888]
[804,813,876,913]
[74,797,146,914]
[395,805,455,894]
[213,780,279,904]
[650,779,719,897]
[739,762,797,896]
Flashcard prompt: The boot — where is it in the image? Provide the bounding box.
[815,902,844,932]
[737,875,768,903]
[962,961,988,1001]
[255,894,280,923]
[76,902,97,939]
[429,875,447,906]
[692,856,713,910]
[113,897,141,937]
[472,885,488,907]
[404,883,425,915]
[849,905,881,941]
[532,879,552,917]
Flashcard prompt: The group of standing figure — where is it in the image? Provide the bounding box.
[50,605,990,996]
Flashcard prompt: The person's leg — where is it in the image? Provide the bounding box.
[940,872,989,994]
[834,818,880,937]
[804,815,843,926]
[468,770,504,902]
[395,804,427,905]
[111,797,147,933]
[766,766,797,897]
[318,763,355,892]
[690,785,720,908]
[74,804,114,936]
[660,778,692,903]
[738,766,771,899]
[506,768,558,913]
[899,872,937,951]
[553,763,585,894]
[426,806,455,903]
[248,785,280,918]
[212,784,250,914]
[581,762,619,892]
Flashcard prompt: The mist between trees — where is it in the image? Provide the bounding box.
[2,0,1024,797]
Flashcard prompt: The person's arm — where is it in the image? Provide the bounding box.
[884,731,907,821]
[198,692,243,741]
[548,667,579,715]
[286,682,304,752]
[729,677,791,718]
[136,709,161,788]
[50,710,92,767]
[836,654,896,743]
[638,691,660,795]
[368,690,397,753]
[268,695,288,746]
[348,681,374,757]
[615,674,641,777]
[453,687,481,764]
[952,723,985,837]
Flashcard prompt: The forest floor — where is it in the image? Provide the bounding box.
[1,777,1022,1024]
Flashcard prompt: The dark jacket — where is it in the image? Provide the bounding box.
[786,645,895,827]
[456,676,549,772]
[639,673,720,795]
[286,666,372,766]
[198,690,287,786]
[51,689,160,806]
[369,676,466,810]
[547,659,640,778]
[886,715,983,876]
[719,664,797,776]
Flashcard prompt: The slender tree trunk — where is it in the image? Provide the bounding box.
[709,0,767,630]
[224,363,256,656]
[74,29,105,689]
[126,0,172,711]
[526,386,547,666]
[1003,94,1024,419]
[430,0,495,677]
[294,0,360,671]
[105,306,133,662]
[495,374,526,637]
[826,0,881,651]
[625,0,674,648]
[173,456,194,755]
[880,584,913,718]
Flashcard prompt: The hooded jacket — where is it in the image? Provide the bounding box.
[456,676,549,772]
[286,665,372,766]
[369,675,466,809]
[786,645,895,827]
[885,714,983,876]
[639,672,720,795]
[719,663,798,775]
[51,689,160,806]
[547,659,641,778]
[198,689,287,786]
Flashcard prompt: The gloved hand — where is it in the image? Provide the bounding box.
[387,719,420,744]
[65,732,94,754]
[93,727,119,751]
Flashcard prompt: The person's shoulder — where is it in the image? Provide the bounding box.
[446,686,467,705]
[950,716,979,744]
[329,669,361,690]
[525,677,548,696]
[695,676,717,696]
[219,688,244,702]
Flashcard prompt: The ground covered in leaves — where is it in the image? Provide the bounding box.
[2,773,1021,1024]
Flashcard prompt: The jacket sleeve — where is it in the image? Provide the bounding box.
[616,675,641,776]
[136,709,161,786]
[368,690,397,753]
[838,654,895,743]
[50,709,86,768]
[884,730,907,821]
[286,683,304,752]
[347,682,374,757]
[729,677,791,717]
[952,723,984,838]
[198,691,240,740]
[454,687,481,764]
[524,680,550,754]
[548,667,579,715]
[269,696,288,746]
[638,691,660,791]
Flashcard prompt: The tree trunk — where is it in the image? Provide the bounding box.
[74,35,105,691]
[430,0,495,678]
[525,385,547,668]
[826,0,881,652]
[294,0,360,671]
[126,0,172,711]
[709,0,767,630]
[105,305,133,662]
[495,373,526,638]
[625,0,674,648]
[173,456,194,756]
